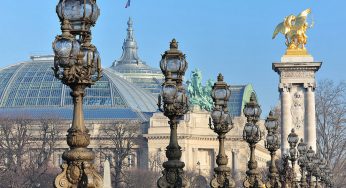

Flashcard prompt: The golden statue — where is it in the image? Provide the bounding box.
[272,8,313,55]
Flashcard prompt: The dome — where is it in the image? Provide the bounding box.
[110,18,163,95]
[0,55,158,121]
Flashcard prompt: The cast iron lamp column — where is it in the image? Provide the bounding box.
[306,147,315,188]
[297,139,308,188]
[324,166,332,188]
[264,111,281,188]
[312,155,321,188]
[52,0,103,187]
[209,74,235,188]
[243,93,263,188]
[157,39,189,188]
[318,158,326,188]
[288,129,299,188]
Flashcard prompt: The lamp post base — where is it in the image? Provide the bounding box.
[54,161,103,188]
[210,166,235,188]
[243,175,263,188]
[157,160,189,188]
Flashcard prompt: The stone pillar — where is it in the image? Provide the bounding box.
[232,149,239,179]
[304,83,317,151]
[192,148,198,171]
[280,83,292,155]
[103,159,112,188]
[273,58,321,158]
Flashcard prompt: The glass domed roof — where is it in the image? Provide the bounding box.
[0,55,158,120]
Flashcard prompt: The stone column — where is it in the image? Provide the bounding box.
[304,83,317,151]
[280,83,292,155]
[192,148,198,171]
[232,149,239,179]
[103,159,112,188]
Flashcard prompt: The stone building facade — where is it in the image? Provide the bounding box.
[145,106,271,180]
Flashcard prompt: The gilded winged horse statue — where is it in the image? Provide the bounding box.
[272,9,313,54]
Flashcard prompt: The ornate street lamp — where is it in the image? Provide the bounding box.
[243,93,263,188]
[306,146,315,188]
[287,129,299,188]
[297,139,308,188]
[324,166,332,188]
[318,158,326,187]
[157,39,189,188]
[52,0,103,187]
[209,74,235,188]
[312,155,321,188]
[264,111,281,188]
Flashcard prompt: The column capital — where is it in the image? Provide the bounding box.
[303,82,316,91]
[232,149,239,153]
[279,83,292,92]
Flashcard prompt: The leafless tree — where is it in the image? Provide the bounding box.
[99,120,143,187]
[0,115,61,187]
[125,169,161,188]
[148,150,164,172]
[315,79,346,186]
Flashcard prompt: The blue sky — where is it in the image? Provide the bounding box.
[0,0,345,116]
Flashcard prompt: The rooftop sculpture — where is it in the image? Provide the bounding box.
[272,8,313,55]
[187,69,214,111]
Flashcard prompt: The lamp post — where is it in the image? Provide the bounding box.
[297,139,308,188]
[324,166,332,188]
[243,93,263,188]
[209,74,235,188]
[306,147,315,188]
[312,155,321,188]
[318,158,326,187]
[52,0,103,187]
[157,39,189,188]
[288,129,299,188]
[264,111,281,188]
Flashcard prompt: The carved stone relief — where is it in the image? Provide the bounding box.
[281,70,314,79]
[291,90,304,130]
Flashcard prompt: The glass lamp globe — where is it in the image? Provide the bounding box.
[221,112,232,125]
[221,111,233,129]
[56,0,100,34]
[266,134,275,145]
[80,45,100,74]
[289,147,297,158]
[306,146,315,160]
[53,35,80,68]
[298,155,306,166]
[160,39,188,79]
[211,74,231,105]
[246,123,258,137]
[319,158,326,172]
[243,93,261,118]
[175,88,185,103]
[288,129,299,146]
[297,138,307,155]
[243,123,252,139]
[211,109,222,124]
[313,155,320,165]
[265,111,278,132]
[161,79,177,104]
